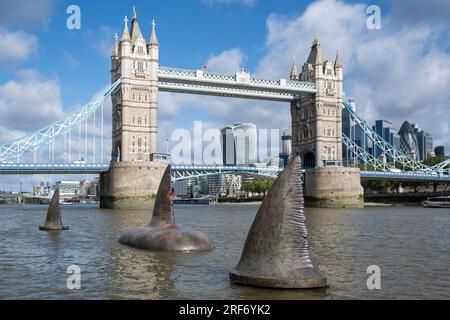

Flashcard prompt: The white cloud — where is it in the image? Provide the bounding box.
[254,0,450,151]
[202,0,257,7]
[159,0,450,154]
[0,28,38,68]
[206,48,247,74]
[256,0,366,78]
[0,70,64,134]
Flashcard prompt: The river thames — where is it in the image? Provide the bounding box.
[0,203,448,299]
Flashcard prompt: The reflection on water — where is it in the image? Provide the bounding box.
[0,203,449,299]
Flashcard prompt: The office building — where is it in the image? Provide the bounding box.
[373,120,400,158]
[54,181,80,200]
[435,146,445,157]
[342,99,372,164]
[221,123,257,166]
[399,121,420,159]
[413,124,433,161]
[279,134,292,168]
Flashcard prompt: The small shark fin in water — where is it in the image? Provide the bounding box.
[39,189,69,231]
[119,164,214,251]
[149,164,175,226]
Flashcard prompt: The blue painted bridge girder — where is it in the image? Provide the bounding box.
[1,162,450,182]
[360,171,450,182]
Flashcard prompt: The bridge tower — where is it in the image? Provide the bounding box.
[290,37,363,207]
[100,8,167,209]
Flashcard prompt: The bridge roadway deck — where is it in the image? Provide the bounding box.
[1,163,449,182]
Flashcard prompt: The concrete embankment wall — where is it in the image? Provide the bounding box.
[365,192,450,205]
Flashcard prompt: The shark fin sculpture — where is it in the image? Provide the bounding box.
[39,189,69,231]
[229,156,327,288]
[119,164,214,251]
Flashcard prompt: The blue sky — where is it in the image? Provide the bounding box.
[0,0,316,108]
[1,0,450,191]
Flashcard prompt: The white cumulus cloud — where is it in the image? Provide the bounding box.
[0,70,64,134]
[0,28,38,68]
[206,48,247,74]
[255,0,450,150]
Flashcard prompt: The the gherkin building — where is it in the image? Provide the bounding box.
[399,121,419,156]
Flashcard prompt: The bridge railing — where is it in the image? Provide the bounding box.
[158,66,317,94]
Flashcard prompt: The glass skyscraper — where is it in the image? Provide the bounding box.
[342,99,372,165]
[220,123,257,166]
[399,121,419,159]
[373,120,400,158]
[413,124,434,161]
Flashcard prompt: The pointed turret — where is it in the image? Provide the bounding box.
[148,19,158,47]
[130,6,142,42]
[289,57,299,81]
[334,49,343,69]
[111,33,119,58]
[121,16,130,41]
[306,36,323,66]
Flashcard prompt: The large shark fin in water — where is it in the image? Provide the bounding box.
[119,164,214,251]
[39,189,69,231]
[229,155,327,288]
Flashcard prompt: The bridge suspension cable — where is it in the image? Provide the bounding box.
[342,101,430,172]
[341,133,393,171]
[0,78,121,163]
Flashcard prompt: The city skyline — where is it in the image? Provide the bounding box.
[1,0,450,191]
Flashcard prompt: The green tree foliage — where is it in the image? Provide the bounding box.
[242,178,273,195]
[423,155,448,167]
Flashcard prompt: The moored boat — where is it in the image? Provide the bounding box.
[422,196,450,208]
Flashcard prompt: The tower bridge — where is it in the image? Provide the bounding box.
[1,7,449,208]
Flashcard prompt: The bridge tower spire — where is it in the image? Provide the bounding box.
[111,7,158,163]
[102,8,166,209]
[121,16,130,41]
[290,36,363,207]
[290,57,299,81]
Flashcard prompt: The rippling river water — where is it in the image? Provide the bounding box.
[0,203,449,299]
